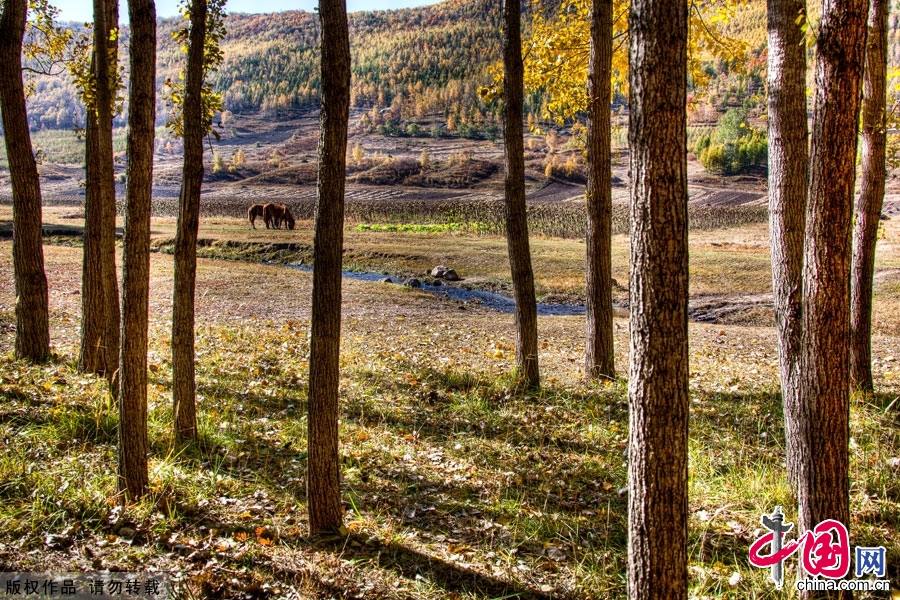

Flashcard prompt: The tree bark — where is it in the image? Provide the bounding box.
[307,0,350,536]
[80,0,121,382]
[81,116,105,374]
[850,0,887,394]
[172,0,207,443]
[0,0,51,363]
[798,1,867,594]
[585,0,614,381]
[626,0,689,597]
[118,0,156,502]
[99,0,121,386]
[502,0,540,388]
[766,0,807,492]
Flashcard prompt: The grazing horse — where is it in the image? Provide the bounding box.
[264,203,296,230]
[279,206,296,230]
[247,203,267,229]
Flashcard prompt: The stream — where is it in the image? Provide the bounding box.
[286,263,777,324]
[286,263,587,316]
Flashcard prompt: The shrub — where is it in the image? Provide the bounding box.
[696,108,767,175]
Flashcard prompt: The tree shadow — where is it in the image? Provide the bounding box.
[342,361,627,457]
[313,532,557,600]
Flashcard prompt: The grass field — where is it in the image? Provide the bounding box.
[0,129,131,169]
[0,209,898,598]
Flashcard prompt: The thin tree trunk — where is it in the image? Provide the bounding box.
[626,0,689,597]
[80,0,121,382]
[850,0,887,394]
[118,0,156,502]
[307,0,350,536]
[0,0,51,363]
[585,0,614,381]
[798,1,867,594]
[766,0,807,492]
[99,0,121,386]
[502,0,539,388]
[81,114,106,373]
[172,0,207,443]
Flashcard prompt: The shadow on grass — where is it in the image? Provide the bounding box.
[314,533,556,600]
[343,361,627,457]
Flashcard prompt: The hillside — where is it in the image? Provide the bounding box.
[20,0,900,135]
[25,0,503,133]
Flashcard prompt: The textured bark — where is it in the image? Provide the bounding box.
[80,0,121,382]
[626,0,689,597]
[798,0,867,594]
[99,0,121,386]
[766,0,807,492]
[172,0,207,442]
[502,0,539,388]
[307,0,350,536]
[81,116,106,374]
[585,0,614,381]
[0,0,51,362]
[118,0,156,502]
[850,0,887,394]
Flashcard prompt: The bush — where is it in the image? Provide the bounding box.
[696,109,767,175]
[700,143,728,174]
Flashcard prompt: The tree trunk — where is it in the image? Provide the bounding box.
[850,0,887,394]
[99,0,121,387]
[502,0,539,388]
[585,0,614,381]
[81,114,106,373]
[766,0,808,492]
[797,0,867,593]
[307,0,350,536]
[0,0,51,363]
[118,0,156,502]
[626,0,689,597]
[172,0,207,443]
[80,0,121,382]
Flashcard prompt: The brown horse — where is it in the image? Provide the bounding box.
[248,203,266,229]
[264,203,296,230]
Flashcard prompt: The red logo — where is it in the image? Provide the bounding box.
[749,507,851,588]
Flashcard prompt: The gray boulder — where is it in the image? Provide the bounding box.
[430,265,460,281]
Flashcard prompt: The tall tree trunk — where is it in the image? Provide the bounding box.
[118,0,156,502]
[99,0,121,386]
[502,0,539,388]
[626,0,689,597]
[307,0,350,536]
[850,0,887,394]
[797,0,867,591]
[766,0,808,492]
[81,114,106,373]
[80,0,121,382]
[585,0,614,381]
[172,0,207,443]
[0,0,51,363]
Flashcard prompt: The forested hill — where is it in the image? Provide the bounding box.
[26,0,503,131]
[22,0,900,133]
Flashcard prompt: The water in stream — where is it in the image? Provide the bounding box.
[286,263,586,316]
